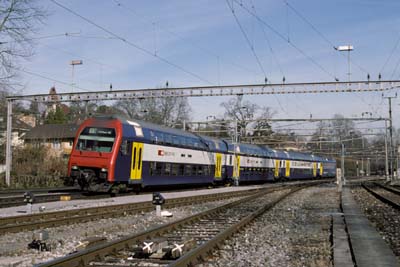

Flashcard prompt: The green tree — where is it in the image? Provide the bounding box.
[45,106,67,124]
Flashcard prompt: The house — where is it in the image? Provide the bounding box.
[0,117,33,148]
[24,124,79,158]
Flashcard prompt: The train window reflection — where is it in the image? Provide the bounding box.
[77,127,115,152]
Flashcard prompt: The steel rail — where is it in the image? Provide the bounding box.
[0,187,263,234]
[373,182,400,196]
[362,183,400,210]
[0,193,74,209]
[170,185,306,266]
[36,181,323,267]
[0,187,77,195]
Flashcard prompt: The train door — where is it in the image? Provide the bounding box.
[319,163,323,177]
[130,142,144,180]
[285,160,291,178]
[233,155,240,179]
[214,153,222,179]
[115,139,133,182]
[274,160,280,179]
[313,162,317,177]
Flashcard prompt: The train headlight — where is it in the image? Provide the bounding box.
[101,168,108,172]
[72,165,79,170]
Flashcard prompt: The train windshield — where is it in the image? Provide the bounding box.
[76,127,116,152]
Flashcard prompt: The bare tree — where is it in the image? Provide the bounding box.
[0,0,46,90]
[113,97,191,127]
[220,97,274,142]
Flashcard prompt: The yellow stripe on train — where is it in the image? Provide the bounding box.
[130,142,143,180]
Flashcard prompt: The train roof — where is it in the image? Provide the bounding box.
[270,149,290,159]
[93,115,209,150]
[89,116,337,162]
[197,135,228,152]
[286,151,314,161]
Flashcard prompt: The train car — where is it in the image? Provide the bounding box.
[226,142,273,183]
[287,151,316,180]
[66,115,336,192]
[320,157,337,178]
[67,116,229,192]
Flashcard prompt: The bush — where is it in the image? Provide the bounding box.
[0,145,67,189]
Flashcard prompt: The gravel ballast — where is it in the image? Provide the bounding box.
[0,193,265,266]
[351,186,400,260]
[0,183,340,266]
[204,183,339,267]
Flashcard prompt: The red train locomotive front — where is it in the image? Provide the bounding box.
[67,117,122,192]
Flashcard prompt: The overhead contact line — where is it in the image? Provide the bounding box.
[50,0,213,85]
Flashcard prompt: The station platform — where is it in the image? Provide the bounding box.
[340,187,399,267]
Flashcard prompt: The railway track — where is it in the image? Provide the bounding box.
[362,182,400,210]
[0,186,77,196]
[0,187,80,208]
[0,184,233,209]
[0,187,268,235]
[36,182,320,267]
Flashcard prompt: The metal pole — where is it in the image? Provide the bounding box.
[341,143,345,185]
[348,50,351,83]
[385,120,389,181]
[5,100,13,186]
[368,158,371,176]
[71,64,74,93]
[356,160,359,177]
[389,97,394,181]
[233,119,238,186]
[361,137,364,176]
[394,148,399,179]
[383,95,396,181]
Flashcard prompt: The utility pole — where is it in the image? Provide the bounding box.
[385,119,389,181]
[233,118,239,186]
[341,142,345,185]
[70,60,83,93]
[337,45,354,83]
[383,94,397,181]
[5,100,12,186]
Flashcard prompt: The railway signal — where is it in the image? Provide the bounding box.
[152,192,165,217]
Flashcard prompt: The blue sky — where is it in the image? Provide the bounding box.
[17,0,400,129]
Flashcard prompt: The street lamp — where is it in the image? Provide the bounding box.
[70,60,83,92]
[336,45,353,83]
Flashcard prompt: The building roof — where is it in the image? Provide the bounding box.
[0,117,33,131]
[24,124,79,140]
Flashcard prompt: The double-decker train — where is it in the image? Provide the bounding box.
[65,116,336,192]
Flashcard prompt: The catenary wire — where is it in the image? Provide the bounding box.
[225,0,267,78]
[50,0,213,85]
[15,67,94,92]
[380,32,400,74]
[283,0,369,75]
[112,0,262,77]
[232,0,337,81]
